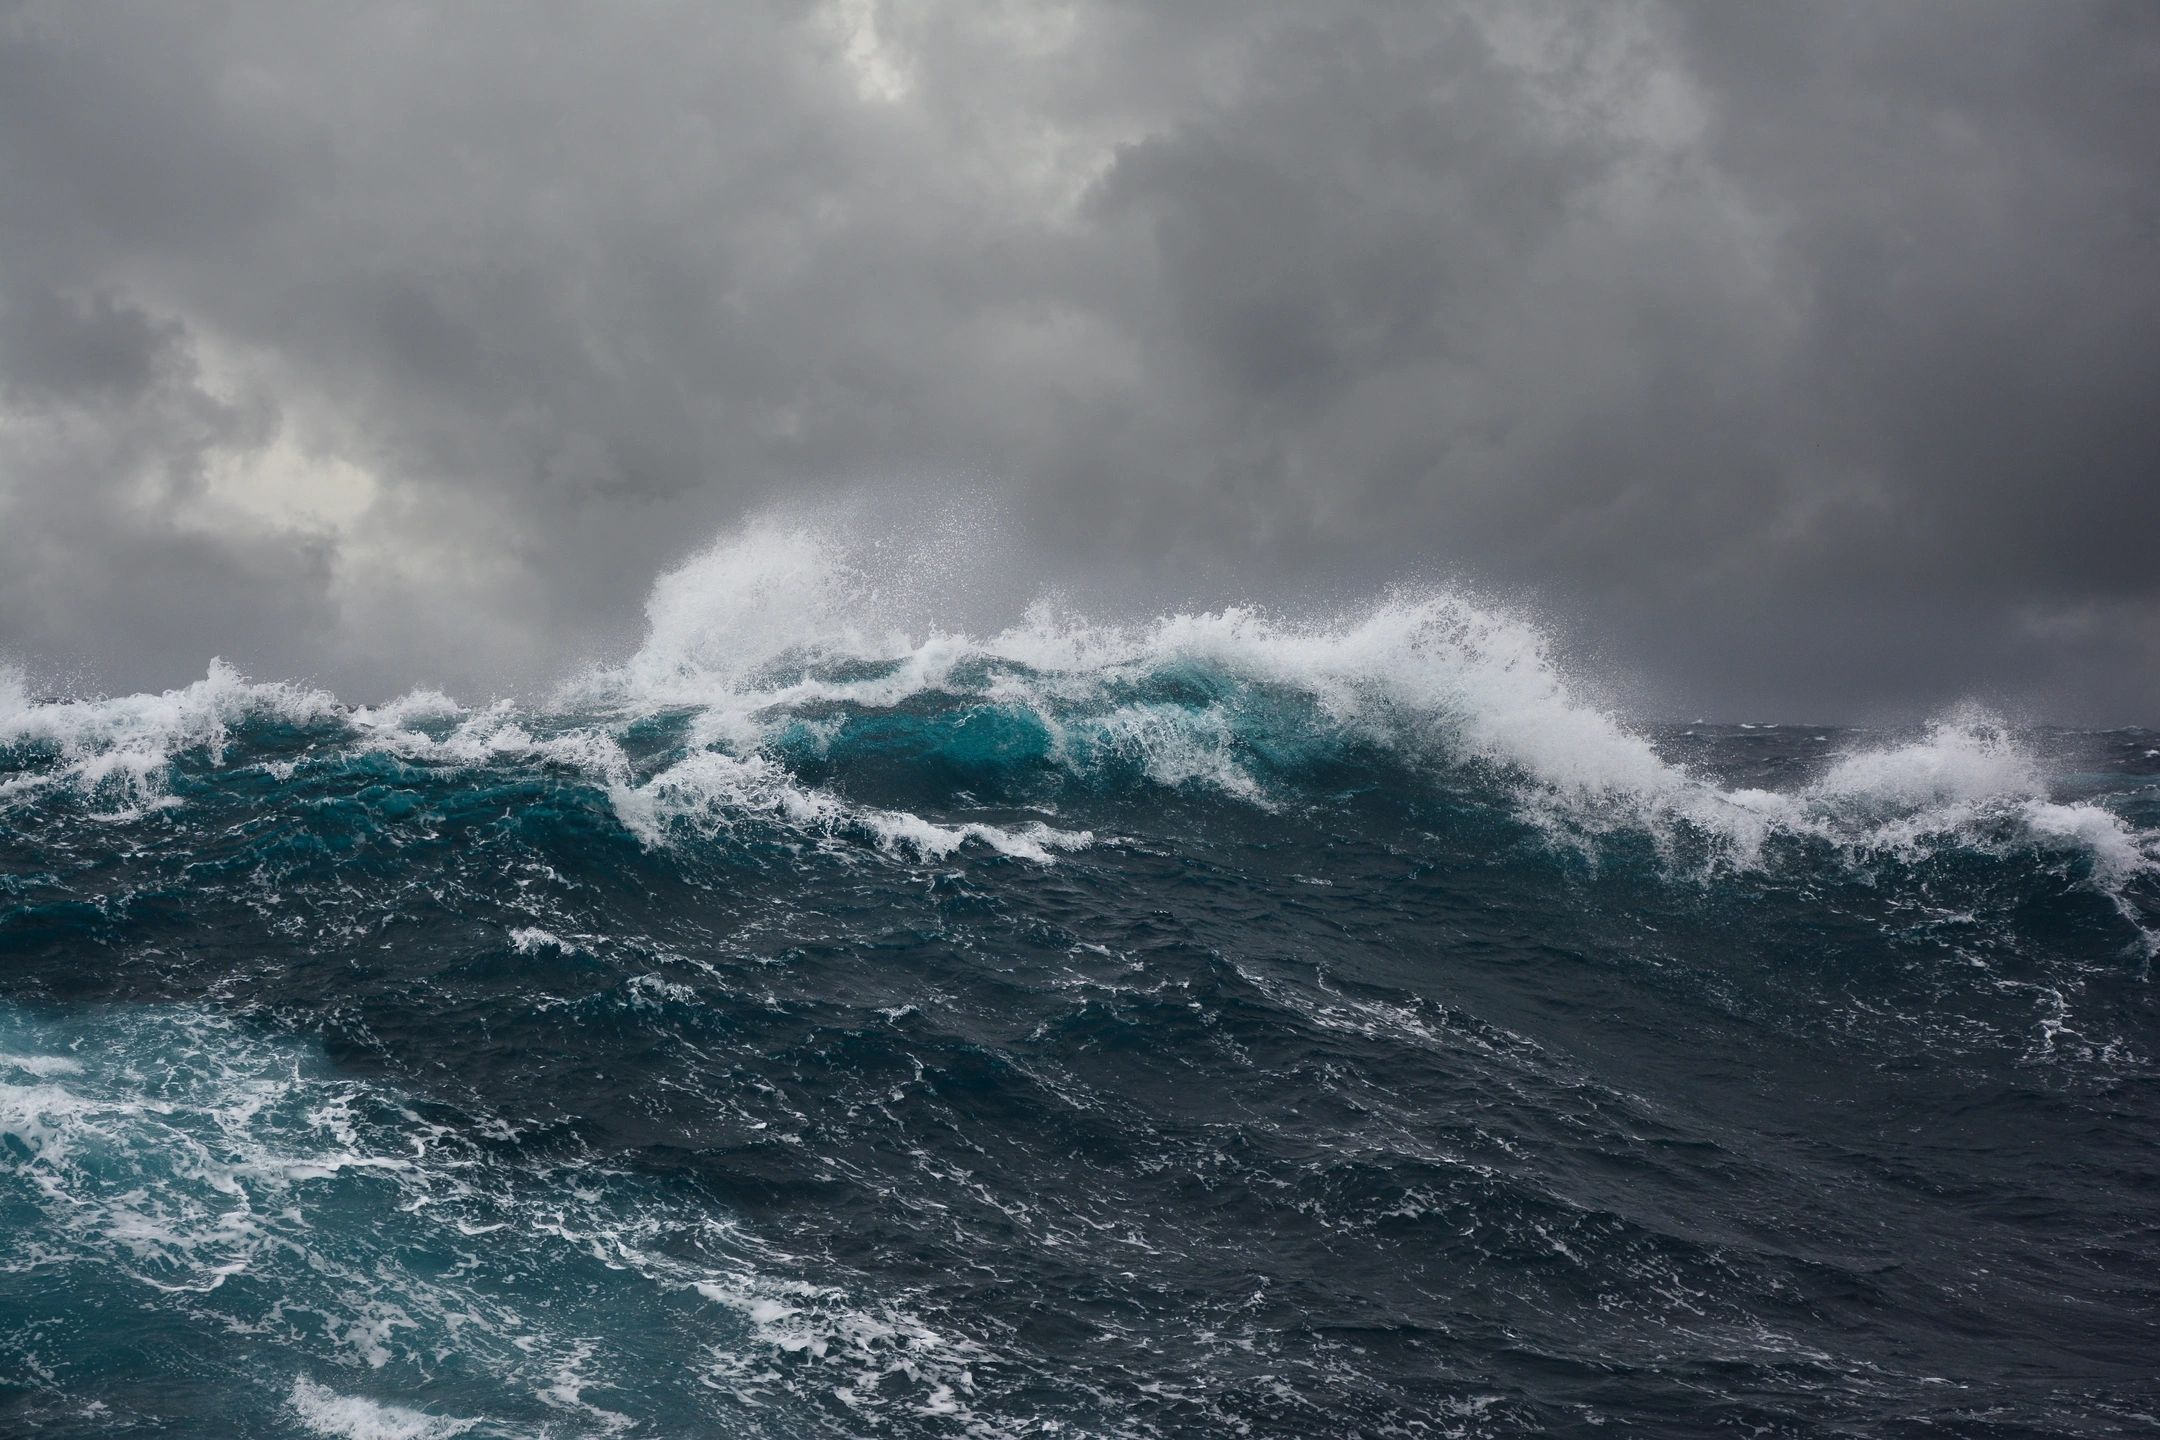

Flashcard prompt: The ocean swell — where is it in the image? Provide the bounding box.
[5,518,2151,923]
[3,515,2157,1436]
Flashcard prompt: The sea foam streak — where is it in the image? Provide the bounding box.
[3,515,2153,912]
[0,1004,1003,1433]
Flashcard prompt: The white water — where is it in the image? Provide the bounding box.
[3,515,2153,906]
[0,1004,1006,1433]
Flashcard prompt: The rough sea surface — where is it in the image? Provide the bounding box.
[4,523,2157,1438]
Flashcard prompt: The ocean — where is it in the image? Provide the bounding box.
[3,522,2156,1437]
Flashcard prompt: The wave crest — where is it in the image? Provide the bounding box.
[572,522,2152,895]
[3,517,2153,926]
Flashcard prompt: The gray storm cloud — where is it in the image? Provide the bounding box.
[1,0,2155,718]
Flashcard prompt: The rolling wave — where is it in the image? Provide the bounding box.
[3,514,2158,1435]
[5,517,2152,925]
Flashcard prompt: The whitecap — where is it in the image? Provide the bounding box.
[287,1377,477,1440]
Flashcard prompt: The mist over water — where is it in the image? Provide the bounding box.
[4,514,2157,1436]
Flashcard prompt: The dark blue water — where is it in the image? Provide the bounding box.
[4,530,2157,1437]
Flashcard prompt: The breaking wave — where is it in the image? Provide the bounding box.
[4,511,2157,1435]
[5,516,2152,919]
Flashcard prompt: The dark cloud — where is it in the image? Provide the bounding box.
[1,0,2153,717]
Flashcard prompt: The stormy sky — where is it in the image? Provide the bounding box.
[2,1,2156,720]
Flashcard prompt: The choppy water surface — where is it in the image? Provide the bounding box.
[4,523,2156,1437]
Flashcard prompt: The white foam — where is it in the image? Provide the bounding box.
[692,1273,991,1421]
[1809,714,2034,808]
[3,1002,1008,1431]
[567,524,1723,829]
[603,517,916,704]
[570,522,2145,880]
[287,1377,477,1440]
[609,746,1088,862]
[1791,715,2155,888]
[2022,800,2150,889]
[508,926,577,955]
[3,515,2151,903]
[0,659,340,807]
[349,688,466,731]
[351,697,634,780]
[0,1052,84,1077]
